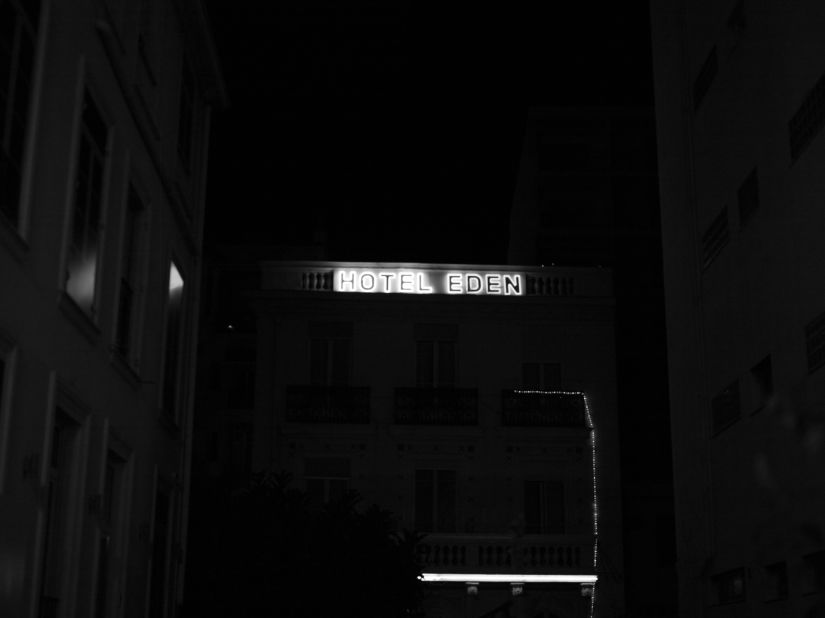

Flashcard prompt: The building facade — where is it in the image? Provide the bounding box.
[244,261,623,618]
[651,1,825,616]
[508,107,676,617]
[0,1,224,616]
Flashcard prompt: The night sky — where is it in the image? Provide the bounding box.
[202,1,655,263]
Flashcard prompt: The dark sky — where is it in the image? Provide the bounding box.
[203,2,655,263]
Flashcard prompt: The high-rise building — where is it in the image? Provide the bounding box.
[651,1,825,615]
[0,1,224,616]
[233,260,625,618]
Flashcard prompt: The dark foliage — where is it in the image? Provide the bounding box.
[185,471,423,618]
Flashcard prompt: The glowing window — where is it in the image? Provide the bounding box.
[162,262,184,420]
[66,91,108,316]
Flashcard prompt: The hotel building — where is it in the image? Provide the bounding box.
[0,1,224,616]
[651,1,825,615]
[231,260,625,618]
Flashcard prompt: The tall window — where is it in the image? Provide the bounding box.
[39,409,80,618]
[522,362,561,390]
[66,91,108,316]
[148,486,172,618]
[415,324,457,388]
[0,0,39,228]
[114,186,144,363]
[177,60,194,171]
[309,322,351,386]
[414,469,456,533]
[162,262,184,420]
[95,451,125,618]
[524,480,565,534]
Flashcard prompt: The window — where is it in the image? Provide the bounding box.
[148,485,172,618]
[789,69,825,161]
[701,208,729,269]
[0,343,15,490]
[522,362,561,390]
[524,480,565,534]
[305,457,350,505]
[693,46,718,111]
[727,0,746,35]
[806,310,825,374]
[0,0,39,229]
[711,381,740,434]
[803,550,825,594]
[712,567,746,604]
[162,261,185,420]
[227,423,252,481]
[95,451,126,618]
[309,322,352,386]
[177,60,195,171]
[114,186,144,364]
[415,324,457,388]
[764,561,788,601]
[749,355,773,411]
[415,469,456,533]
[66,91,108,316]
[737,167,759,226]
[39,409,81,618]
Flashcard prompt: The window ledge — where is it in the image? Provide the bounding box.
[0,213,29,263]
[109,349,141,390]
[58,292,100,344]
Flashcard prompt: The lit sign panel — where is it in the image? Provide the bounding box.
[332,268,525,296]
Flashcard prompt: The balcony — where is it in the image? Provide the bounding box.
[394,387,478,425]
[501,390,586,427]
[417,534,594,575]
[285,385,370,423]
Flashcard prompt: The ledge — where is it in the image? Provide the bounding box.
[0,212,28,263]
[58,291,100,344]
[108,348,141,390]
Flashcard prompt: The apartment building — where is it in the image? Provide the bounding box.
[651,1,825,615]
[0,1,224,616]
[237,260,624,618]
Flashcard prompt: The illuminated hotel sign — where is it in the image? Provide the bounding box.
[332,268,525,296]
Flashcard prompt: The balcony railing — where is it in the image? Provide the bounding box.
[394,387,478,425]
[416,534,594,574]
[285,385,370,423]
[501,390,586,427]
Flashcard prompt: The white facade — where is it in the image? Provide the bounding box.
[249,261,624,618]
[651,1,825,615]
[0,1,224,616]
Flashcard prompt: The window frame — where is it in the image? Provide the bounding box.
[0,334,17,492]
[161,258,187,425]
[0,0,41,238]
[62,84,112,321]
[112,179,148,370]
